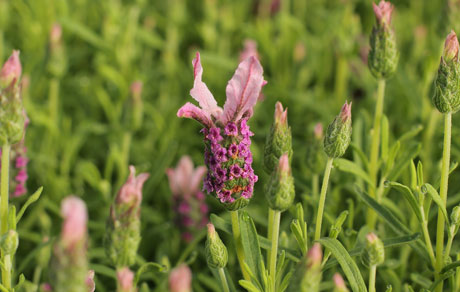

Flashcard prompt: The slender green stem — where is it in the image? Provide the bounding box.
[456,253,460,292]
[267,208,274,269]
[420,215,436,268]
[445,226,457,261]
[314,157,333,241]
[369,265,377,292]
[269,210,281,291]
[0,144,10,288]
[312,174,319,201]
[367,79,386,229]
[435,112,452,292]
[218,268,230,292]
[230,210,250,281]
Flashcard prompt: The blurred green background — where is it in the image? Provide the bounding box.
[2,0,460,290]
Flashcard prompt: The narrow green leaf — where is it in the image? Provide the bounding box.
[417,161,424,187]
[16,187,43,222]
[354,186,430,263]
[239,280,262,292]
[239,211,264,288]
[334,158,374,187]
[429,270,455,291]
[317,238,367,292]
[350,143,369,170]
[384,181,422,222]
[422,183,449,225]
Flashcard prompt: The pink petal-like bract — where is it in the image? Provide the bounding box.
[117,267,134,291]
[117,166,150,206]
[169,264,192,292]
[222,56,265,124]
[177,102,213,128]
[0,51,22,87]
[190,52,222,118]
[61,196,87,247]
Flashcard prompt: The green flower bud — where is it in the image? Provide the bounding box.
[0,230,18,255]
[324,102,352,158]
[361,232,385,267]
[451,205,460,226]
[0,51,25,145]
[306,123,326,175]
[105,166,149,268]
[205,223,228,269]
[287,243,322,292]
[433,30,460,113]
[368,1,399,79]
[264,102,293,173]
[333,273,349,292]
[265,154,295,211]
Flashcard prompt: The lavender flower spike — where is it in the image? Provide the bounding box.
[177,52,266,210]
[166,156,208,242]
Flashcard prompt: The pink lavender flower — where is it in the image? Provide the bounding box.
[167,156,208,242]
[7,111,29,197]
[177,52,265,209]
[86,270,96,292]
[169,264,192,292]
[117,267,136,292]
[61,196,88,249]
[0,50,21,88]
[116,166,150,207]
[372,1,394,27]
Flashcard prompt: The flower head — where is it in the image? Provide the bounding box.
[117,267,135,292]
[169,265,192,292]
[61,196,87,248]
[167,156,209,241]
[177,53,265,210]
[372,1,394,26]
[116,166,149,207]
[0,51,21,88]
[444,30,459,62]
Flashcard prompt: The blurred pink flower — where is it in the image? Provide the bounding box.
[116,166,150,207]
[169,264,192,292]
[61,196,87,248]
[117,267,135,292]
[0,50,21,88]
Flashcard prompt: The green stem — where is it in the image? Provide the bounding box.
[0,144,10,289]
[230,210,250,281]
[269,210,281,291]
[369,265,377,292]
[435,112,452,292]
[420,213,436,268]
[367,79,386,229]
[314,157,334,241]
[445,226,457,261]
[267,208,274,269]
[218,268,230,292]
[312,174,319,201]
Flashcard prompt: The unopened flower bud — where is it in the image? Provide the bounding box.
[287,243,323,292]
[48,23,67,78]
[86,270,96,292]
[324,102,352,158]
[0,230,18,255]
[361,232,385,267]
[264,101,293,173]
[433,30,460,113]
[117,267,136,292]
[169,264,192,292]
[265,154,295,211]
[333,273,349,292]
[0,51,21,88]
[306,123,326,175]
[0,51,25,145]
[50,196,89,292]
[368,1,398,79]
[205,223,228,269]
[105,166,149,268]
[451,205,460,226]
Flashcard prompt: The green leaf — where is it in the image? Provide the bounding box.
[324,233,420,270]
[210,214,232,234]
[428,270,455,291]
[421,183,449,225]
[441,260,460,274]
[134,262,167,285]
[239,211,264,288]
[354,186,430,263]
[381,114,389,160]
[317,238,367,292]
[239,280,262,292]
[16,187,43,222]
[384,181,422,222]
[334,158,374,187]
